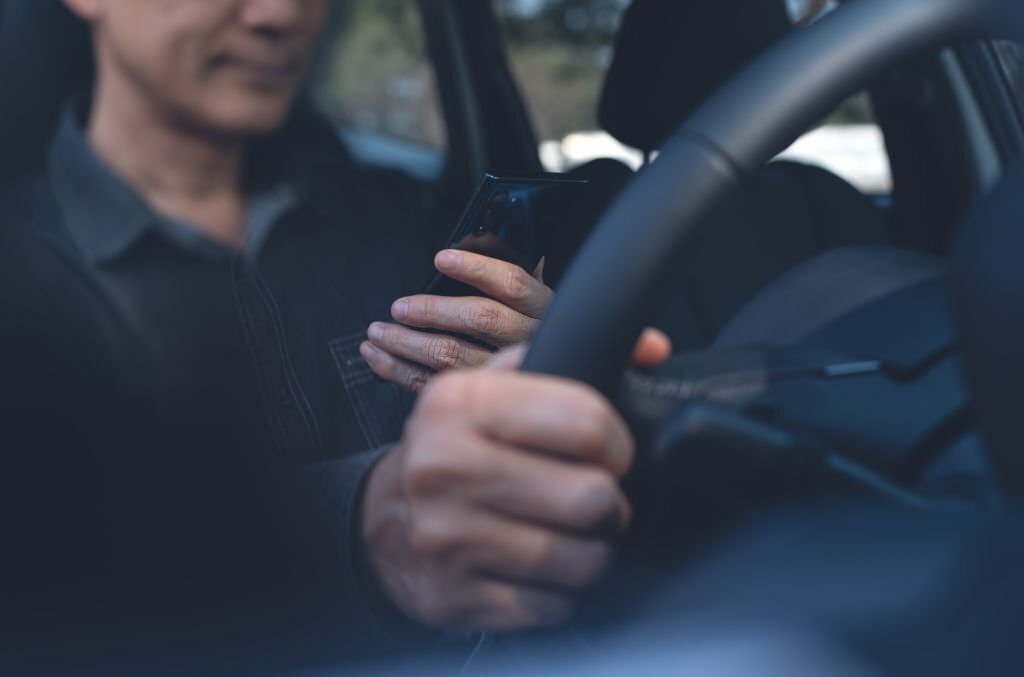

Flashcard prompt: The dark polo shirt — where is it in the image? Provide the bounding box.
[0,105,439,660]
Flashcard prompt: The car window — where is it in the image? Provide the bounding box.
[777,93,893,196]
[310,0,448,181]
[494,0,892,195]
[493,0,642,172]
[994,41,1024,119]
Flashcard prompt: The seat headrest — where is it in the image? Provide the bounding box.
[0,0,92,182]
[599,0,795,153]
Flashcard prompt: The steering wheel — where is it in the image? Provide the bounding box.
[518,0,1024,541]
[523,0,1017,395]
[523,0,1024,620]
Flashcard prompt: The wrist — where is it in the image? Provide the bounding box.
[355,444,436,641]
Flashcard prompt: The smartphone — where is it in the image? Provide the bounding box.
[425,173,589,297]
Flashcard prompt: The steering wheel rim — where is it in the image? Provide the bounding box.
[522,0,1018,398]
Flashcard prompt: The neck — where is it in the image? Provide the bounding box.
[87,68,248,249]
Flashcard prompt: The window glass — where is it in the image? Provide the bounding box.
[495,0,891,194]
[777,93,893,195]
[310,0,447,179]
[994,41,1024,119]
[494,0,642,171]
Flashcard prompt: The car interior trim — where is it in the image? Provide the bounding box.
[939,48,1004,194]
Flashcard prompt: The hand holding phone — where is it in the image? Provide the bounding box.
[360,173,587,392]
[425,173,588,297]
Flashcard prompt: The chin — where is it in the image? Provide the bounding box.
[196,94,296,138]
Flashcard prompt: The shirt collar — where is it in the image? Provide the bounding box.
[48,104,157,264]
[47,102,306,265]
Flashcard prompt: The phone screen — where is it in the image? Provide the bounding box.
[425,173,588,297]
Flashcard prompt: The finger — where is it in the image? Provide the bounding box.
[486,345,528,371]
[393,295,538,348]
[631,327,673,368]
[464,514,613,591]
[435,250,554,318]
[398,429,630,535]
[471,374,634,477]
[367,323,493,372]
[460,580,574,632]
[421,371,635,477]
[490,328,671,372]
[484,327,669,372]
[470,443,631,535]
[360,341,433,393]
[532,257,546,284]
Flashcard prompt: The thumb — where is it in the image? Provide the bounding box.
[532,257,546,284]
[491,328,670,374]
[632,327,672,368]
[487,344,529,371]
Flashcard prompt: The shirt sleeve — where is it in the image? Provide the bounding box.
[283,446,461,658]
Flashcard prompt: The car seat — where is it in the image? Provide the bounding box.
[0,0,91,182]
[545,0,893,350]
[531,0,1003,522]
[954,161,1024,498]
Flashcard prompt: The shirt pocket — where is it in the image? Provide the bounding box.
[329,331,414,453]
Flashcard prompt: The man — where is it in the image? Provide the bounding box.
[0,0,669,662]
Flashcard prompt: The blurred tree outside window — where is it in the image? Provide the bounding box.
[495,0,890,194]
[311,0,447,150]
[494,0,642,171]
[495,0,628,141]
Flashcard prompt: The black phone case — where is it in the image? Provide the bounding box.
[425,173,588,297]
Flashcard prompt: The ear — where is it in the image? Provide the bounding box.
[62,0,103,23]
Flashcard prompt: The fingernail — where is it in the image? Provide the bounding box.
[436,250,462,271]
[392,299,409,321]
[367,323,384,342]
[360,341,381,359]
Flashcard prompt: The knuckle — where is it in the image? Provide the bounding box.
[401,427,486,497]
[503,266,534,302]
[401,450,443,498]
[401,438,457,497]
[404,367,432,393]
[569,470,621,528]
[427,337,463,370]
[520,532,557,578]
[463,255,487,278]
[418,372,472,416]
[407,517,458,560]
[467,303,506,338]
[570,398,616,453]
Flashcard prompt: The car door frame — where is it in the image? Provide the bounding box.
[419,0,542,206]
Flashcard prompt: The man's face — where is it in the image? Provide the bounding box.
[77,0,330,136]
